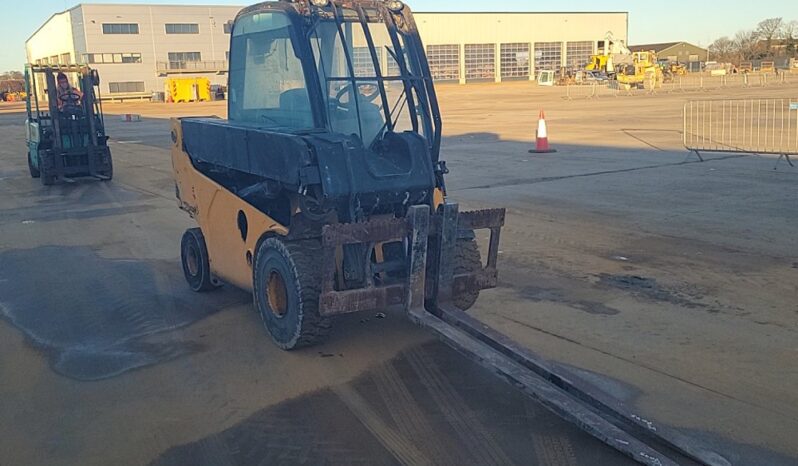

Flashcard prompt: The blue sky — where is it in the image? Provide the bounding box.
[1,0,795,71]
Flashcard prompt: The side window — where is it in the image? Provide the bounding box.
[228,12,313,129]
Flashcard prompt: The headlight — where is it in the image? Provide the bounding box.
[310,0,329,6]
[386,0,404,12]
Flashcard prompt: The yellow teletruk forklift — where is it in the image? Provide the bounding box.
[170,2,728,465]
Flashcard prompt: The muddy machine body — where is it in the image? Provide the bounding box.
[171,2,727,464]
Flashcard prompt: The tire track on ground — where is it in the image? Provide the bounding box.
[405,348,514,466]
[524,398,578,466]
[334,384,433,466]
[372,362,463,465]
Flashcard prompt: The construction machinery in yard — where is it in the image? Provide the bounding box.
[616,51,664,90]
[171,2,729,465]
[1,79,26,102]
[584,31,633,78]
[24,64,113,185]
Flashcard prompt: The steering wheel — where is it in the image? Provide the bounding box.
[59,91,82,109]
[334,82,381,111]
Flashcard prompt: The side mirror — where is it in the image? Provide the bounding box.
[91,69,101,86]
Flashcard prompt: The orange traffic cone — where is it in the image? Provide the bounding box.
[530,110,556,154]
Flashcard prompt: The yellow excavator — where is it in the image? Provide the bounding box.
[616,51,664,90]
[584,31,632,78]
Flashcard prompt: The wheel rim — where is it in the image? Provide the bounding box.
[186,244,200,277]
[267,270,288,317]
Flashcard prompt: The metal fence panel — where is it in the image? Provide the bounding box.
[683,99,798,164]
[563,73,794,99]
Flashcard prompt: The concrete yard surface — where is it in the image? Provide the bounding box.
[1,81,797,465]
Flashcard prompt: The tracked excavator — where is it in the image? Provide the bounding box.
[170,2,729,464]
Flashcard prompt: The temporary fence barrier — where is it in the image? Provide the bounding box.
[683,98,798,168]
[564,72,792,99]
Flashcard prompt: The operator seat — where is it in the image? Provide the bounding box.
[278,88,313,129]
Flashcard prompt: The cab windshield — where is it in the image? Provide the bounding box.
[310,8,425,147]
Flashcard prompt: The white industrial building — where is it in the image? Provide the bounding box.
[26,3,628,98]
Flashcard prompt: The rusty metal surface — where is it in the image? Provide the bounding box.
[458,208,506,230]
[436,203,459,303]
[320,284,406,316]
[318,205,503,316]
[406,205,430,314]
[322,218,409,247]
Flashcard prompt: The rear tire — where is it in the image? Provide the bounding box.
[99,154,113,181]
[253,238,330,350]
[28,150,40,178]
[452,237,483,311]
[181,228,217,292]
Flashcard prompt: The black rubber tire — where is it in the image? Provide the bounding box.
[253,238,330,350]
[28,151,40,178]
[38,152,56,186]
[452,237,483,311]
[181,228,217,292]
[99,154,113,181]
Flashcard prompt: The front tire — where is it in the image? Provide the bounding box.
[253,238,330,350]
[181,228,217,292]
[39,152,55,186]
[452,238,483,311]
[28,150,40,178]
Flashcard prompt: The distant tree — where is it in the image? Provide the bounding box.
[734,30,763,61]
[784,21,798,57]
[757,17,783,56]
[709,36,736,62]
[0,71,23,80]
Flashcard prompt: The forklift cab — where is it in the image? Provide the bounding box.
[213,0,445,219]
[24,64,113,185]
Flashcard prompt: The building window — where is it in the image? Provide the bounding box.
[165,23,199,34]
[465,44,496,81]
[108,81,145,93]
[427,44,460,81]
[500,43,530,79]
[102,23,139,34]
[566,41,594,70]
[168,52,201,69]
[352,47,383,77]
[84,53,142,64]
[224,21,233,34]
[385,46,406,76]
[60,53,71,65]
[534,42,563,73]
[50,55,59,65]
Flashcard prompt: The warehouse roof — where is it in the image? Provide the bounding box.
[630,42,706,52]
